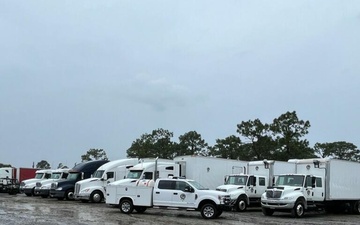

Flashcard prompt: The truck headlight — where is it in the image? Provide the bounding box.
[283,196,294,200]
[56,187,63,191]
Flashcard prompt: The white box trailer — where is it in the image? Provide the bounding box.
[261,158,360,217]
[173,155,248,190]
[216,160,295,212]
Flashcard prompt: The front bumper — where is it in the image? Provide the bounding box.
[36,188,50,197]
[23,188,35,195]
[261,199,295,210]
[74,193,91,201]
[50,190,65,199]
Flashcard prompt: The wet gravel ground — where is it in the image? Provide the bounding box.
[0,193,359,225]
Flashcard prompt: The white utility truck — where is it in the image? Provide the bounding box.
[34,168,69,198]
[261,158,360,217]
[173,155,248,190]
[216,160,294,212]
[106,177,231,219]
[21,169,53,196]
[74,158,140,203]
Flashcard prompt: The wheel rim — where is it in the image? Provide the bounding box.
[93,193,101,202]
[122,202,131,213]
[296,204,304,216]
[203,205,215,218]
[67,191,74,200]
[238,200,246,211]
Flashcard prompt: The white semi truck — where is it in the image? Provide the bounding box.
[106,177,231,219]
[34,168,70,198]
[261,158,360,217]
[216,160,294,212]
[21,169,53,196]
[173,155,248,190]
[74,158,141,203]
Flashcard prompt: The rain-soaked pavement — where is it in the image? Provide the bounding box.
[0,193,359,225]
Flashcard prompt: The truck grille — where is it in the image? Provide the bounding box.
[266,190,282,198]
[51,183,57,189]
[75,183,80,195]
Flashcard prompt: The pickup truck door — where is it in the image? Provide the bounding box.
[153,180,176,206]
[171,181,196,208]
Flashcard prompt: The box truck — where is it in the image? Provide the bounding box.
[216,160,294,212]
[261,158,360,217]
[173,155,248,190]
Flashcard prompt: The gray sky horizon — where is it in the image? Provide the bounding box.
[1,1,360,168]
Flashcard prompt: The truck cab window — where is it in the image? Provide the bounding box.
[158,180,175,190]
[316,177,322,187]
[259,177,266,186]
[107,172,114,179]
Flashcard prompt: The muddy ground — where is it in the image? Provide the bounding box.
[0,193,359,225]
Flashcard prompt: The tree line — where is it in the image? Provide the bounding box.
[2,111,359,169]
[126,111,360,162]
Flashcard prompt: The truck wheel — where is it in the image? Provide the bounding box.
[235,196,247,212]
[25,193,32,197]
[40,195,48,198]
[351,201,360,214]
[215,209,223,218]
[134,206,147,213]
[262,207,274,216]
[120,199,134,214]
[90,191,103,203]
[65,189,74,200]
[200,203,218,219]
[291,200,305,218]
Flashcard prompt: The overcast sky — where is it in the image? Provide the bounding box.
[1,1,360,168]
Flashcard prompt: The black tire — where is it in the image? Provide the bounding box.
[215,209,223,218]
[200,203,218,219]
[235,196,247,212]
[90,191,103,203]
[351,201,360,214]
[120,199,134,214]
[25,193,32,197]
[40,195,48,198]
[65,189,74,200]
[134,206,147,213]
[262,207,274,216]
[291,200,305,218]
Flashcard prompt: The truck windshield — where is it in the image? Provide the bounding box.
[67,172,80,180]
[50,173,61,179]
[93,170,105,178]
[276,175,304,187]
[188,180,208,190]
[126,170,143,179]
[35,173,44,179]
[225,175,247,185]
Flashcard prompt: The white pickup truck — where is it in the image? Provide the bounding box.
[106,177,231,219]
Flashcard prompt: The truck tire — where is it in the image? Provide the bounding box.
[25,193,32,197]
[65,189,74,200]
[351,200,360,214]
[262,207,274,216]
[235,196,247,212]
[200,203,218,219]
[90,191,103,203]
[134,206,147,213]
[40,195,48,198]
[120,199,134,214]
[291,200,305,218]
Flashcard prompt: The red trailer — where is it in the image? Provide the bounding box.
[17,168,39,182]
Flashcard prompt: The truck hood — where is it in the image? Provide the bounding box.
[216,184,245,193]
[76,178,100,185]
[21,178,42,185]
[197,189,230,196]
[55,179,77,187]
[108,178,137,186]
[38,179,62,186]
[265,186,304,199]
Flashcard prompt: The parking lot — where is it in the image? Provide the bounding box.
[0,193,359,225]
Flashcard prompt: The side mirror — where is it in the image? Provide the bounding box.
[184,186,194,193]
